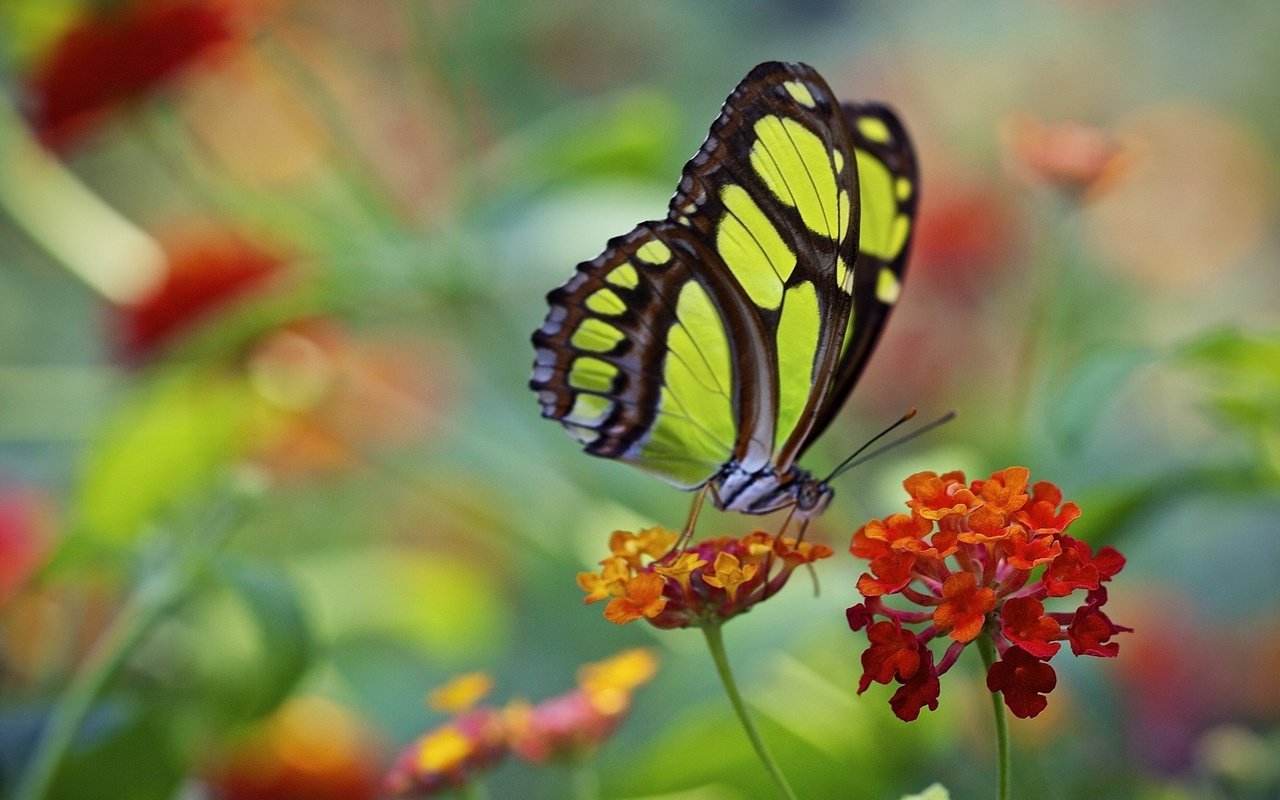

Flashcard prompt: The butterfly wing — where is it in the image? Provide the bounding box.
[530,62,904,495]
[800,101,920,452]
[668,61,863,474]
[531,222,771,489]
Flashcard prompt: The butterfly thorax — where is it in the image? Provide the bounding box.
[713,462,833,517]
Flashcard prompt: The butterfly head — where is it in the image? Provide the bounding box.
[795,474,834,517]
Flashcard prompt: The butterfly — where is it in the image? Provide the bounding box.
[530,61,918,521]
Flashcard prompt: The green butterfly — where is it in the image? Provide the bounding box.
[531,61,918,520]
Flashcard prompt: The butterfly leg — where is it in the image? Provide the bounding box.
[672,483,712,554]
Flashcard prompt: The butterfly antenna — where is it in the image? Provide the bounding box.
[822,408,919,482]
[827,410,957,481]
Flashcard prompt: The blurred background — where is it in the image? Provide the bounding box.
[1,1,1279,798]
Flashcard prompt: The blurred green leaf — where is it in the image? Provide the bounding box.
[1180,328,1280,425]
[216,559,313,720]
[1048,347,1156,451]
[0,0,82,66]
[1179,328,1280,478]
[74,367,257,545]
[538,90,681,181]
[42,701,185,800]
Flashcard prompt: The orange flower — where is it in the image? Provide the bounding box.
[580,527,832,628]
[903,471,981,520]
[506,649,658,764]
[602,573,667,624]
[933,573,997,643]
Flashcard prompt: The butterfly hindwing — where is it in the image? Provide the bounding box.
[667,62,862,472]
[803,101,920,451]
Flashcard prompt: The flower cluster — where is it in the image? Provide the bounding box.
[846,467,1128,720]
[578,527,834,628]
[384,649,657,796]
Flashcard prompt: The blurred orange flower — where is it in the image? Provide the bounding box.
[1002,112,1127,199]
[205,696,384,800]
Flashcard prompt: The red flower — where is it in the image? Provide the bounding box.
[117,235,287,362]
[1014,481,1081,535]
[1068,602,1129,657]
[889,646,941,722]
[26,0,240,150]
[847,467,1128,720]
[858,621,924,693]
[580,528,832,629]
[1000,597,1062,659]
[985,647,1057,719]
[0,484,53,606]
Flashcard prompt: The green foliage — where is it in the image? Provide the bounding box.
[73,368,257,546]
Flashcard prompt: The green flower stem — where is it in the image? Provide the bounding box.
[460,780,490,800]
[567,758,600,800]
[977,635,1011,800]
[701,623,798,800]
[12,486,253,800]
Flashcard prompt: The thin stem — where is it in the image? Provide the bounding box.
[12,569,182,800]
[977,635,1011,800]
[701,623,798,800]
[567,758,600,800]
[459,779,490,800]
[12,483,254,800]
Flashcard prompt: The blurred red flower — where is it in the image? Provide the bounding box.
[0,484,53,606]
[116,234,288,362]
[26,0,242,150]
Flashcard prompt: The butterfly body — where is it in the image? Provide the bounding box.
[713,462,831,517]
[531,61,917,519]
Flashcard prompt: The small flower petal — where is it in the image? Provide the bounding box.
[986,647,1057,719]
[933,572,996,643]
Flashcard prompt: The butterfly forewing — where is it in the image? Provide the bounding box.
[532,222,769,489]
[667,61,862,472]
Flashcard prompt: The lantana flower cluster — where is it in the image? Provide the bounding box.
[578,527,833,628]
[846,467,1129,720]
[384,649,657,796]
